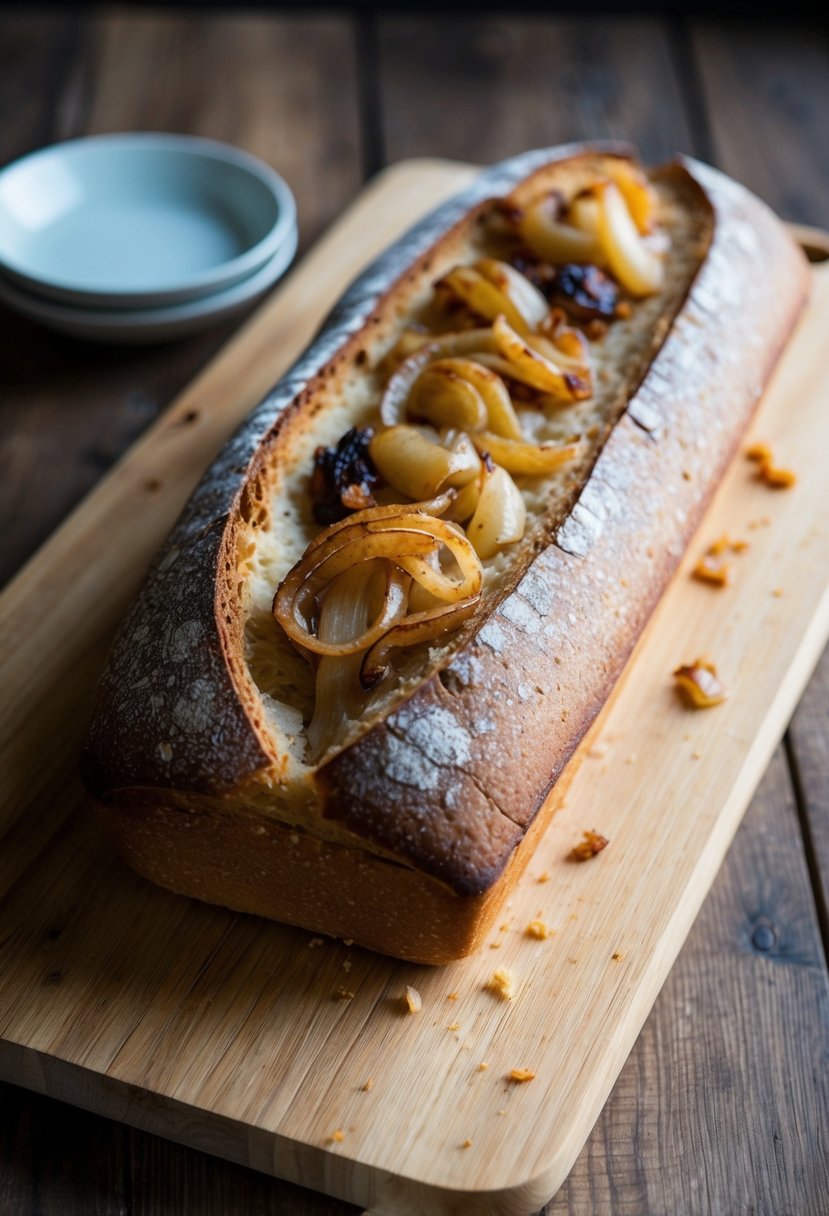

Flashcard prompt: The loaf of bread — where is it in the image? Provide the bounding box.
[81,143,808,964]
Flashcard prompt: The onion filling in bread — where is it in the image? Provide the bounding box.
[82,145,808,962]
[245,158,697,770]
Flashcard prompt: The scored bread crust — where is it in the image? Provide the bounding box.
[82,145,809,963]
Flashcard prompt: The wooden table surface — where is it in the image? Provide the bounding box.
[1,9,828,1215]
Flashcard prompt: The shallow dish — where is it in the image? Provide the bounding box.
[0,133,296,308]
[0,221,297,343]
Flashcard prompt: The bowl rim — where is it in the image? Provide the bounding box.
[0,219,298,333]
[0,131,298,305]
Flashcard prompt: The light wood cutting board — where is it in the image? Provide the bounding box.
[1,160,828,1216]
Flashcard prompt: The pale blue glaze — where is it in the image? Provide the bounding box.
[0,133,296,307]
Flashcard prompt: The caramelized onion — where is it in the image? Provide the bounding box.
[274,503,483,662]
[438,264,530,332]
[307,561,406,758]
[520,193,603,265]
[466,463,526,559]
[370,425,479,499]
[380,333,497,427]
[528,323,590,374]
[593,181,664,297]
[361,595,479,690]
[413,357,523,440]
[479,315,591,401]
[472,432,582,475]
[474,258,549,330]
[410,362,488,431]
[606,160,656,235]
[443,470,482,523]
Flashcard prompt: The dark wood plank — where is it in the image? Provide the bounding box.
[0,10,362,589]
[82,11,362,250]
[0,1085,128,1216]
[378,15,693,165]
[789,663,829,954]
[690,18,829,225]
[0,13,84,162]
[0,1081,360,1216]
[548,747,829,1214]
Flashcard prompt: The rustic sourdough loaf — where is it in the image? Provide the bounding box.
[82,144,808,964]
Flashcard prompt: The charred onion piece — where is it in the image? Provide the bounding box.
[311,427,381,525]
[549,264,619,321]
[477,315,591,401]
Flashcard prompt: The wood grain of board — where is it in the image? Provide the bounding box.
[377,16,693,165]
[1,162,828,1216]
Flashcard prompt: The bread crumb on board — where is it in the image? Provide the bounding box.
[404,985,422,1013]
[508,1069,536,1083]
[328,1129,345,1144]
[447,1022,461,1032]
[308,937,324,948]
[335,987,355,1000]
[478,1061,489,1071]
[525,919,552,940]
[447,991,459,1001]
[674,658,728,709]
[461,1138,473,1149]
[692,534,748,587]
[361,1077,375,1092]
[485,968,516,1001]
[746,442,797,489]
[536,871,551,884]
[568,830,609,861]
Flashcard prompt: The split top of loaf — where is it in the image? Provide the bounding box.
[83,145,808,900]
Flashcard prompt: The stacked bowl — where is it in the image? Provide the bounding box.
[0,134,297,342]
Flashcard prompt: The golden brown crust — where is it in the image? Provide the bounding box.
[81,146,809,960]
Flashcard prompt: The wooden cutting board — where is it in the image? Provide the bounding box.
[1,160,828,1216]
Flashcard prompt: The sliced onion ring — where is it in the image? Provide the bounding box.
[307,561,409,759]
[273,503,483,659]
[360,595,480,690]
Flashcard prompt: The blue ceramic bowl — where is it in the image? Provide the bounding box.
[0,133,297,308]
